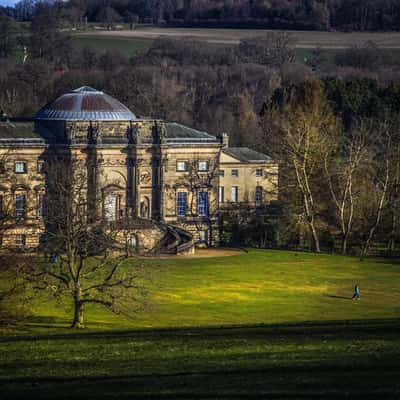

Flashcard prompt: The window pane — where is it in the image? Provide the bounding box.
[37,161,45,173]
[219,169,224,177]
[15,162,26,173]
[231,169,238,177]
[198,191,209,216]
[177,161,187,171]
[198,161,209,171]
[16,194,26,217]
[231,186,238,202]
[256,169,263,177]
[177,192,187,217]
[16,234,26,248]
[38,193,45,219]
[219,186,224,203]
[256,186,263,203]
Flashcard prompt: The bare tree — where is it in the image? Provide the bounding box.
[263,80,340,252]
[28,153,149,328]
[324,122,370,254]
[360,122,393,257]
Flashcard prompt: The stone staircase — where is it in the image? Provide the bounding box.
[153,223,195,255]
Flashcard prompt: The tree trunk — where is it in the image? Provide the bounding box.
[71,287,84,329]
[309,220,321,253]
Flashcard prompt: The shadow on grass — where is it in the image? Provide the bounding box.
[325,294,351,300]
[2,364,400,399]
[1,318,400,343]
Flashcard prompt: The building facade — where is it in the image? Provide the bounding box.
[0,87,278,254]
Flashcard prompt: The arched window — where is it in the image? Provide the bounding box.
[104,193,121,222]
[15,193,26,219]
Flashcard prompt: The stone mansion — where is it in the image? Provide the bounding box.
[0,87,278,254]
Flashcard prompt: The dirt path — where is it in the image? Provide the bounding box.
[155,248,246,259]
[79,28,400,49]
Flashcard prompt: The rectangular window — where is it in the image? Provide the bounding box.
[256,169,263,177]
[231,186,238,202]
[219,186,224,203]
[15,194,26,218]
[176,161,188,172]
[0,161,5,174]
[218,169,224,177]
[37,193,45,219]
[16,234,26,248]
[256,186,263,204]
[177,192,187,217]
[231,169,238,177]
[199,230,208,242]
[37,161,45,173]
[198,191,209,216]
[15,161,27,174]
[198,160,209,172]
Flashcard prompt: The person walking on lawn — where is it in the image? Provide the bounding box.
[352,284,360,300]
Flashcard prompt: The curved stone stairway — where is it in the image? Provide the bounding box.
[153,222,195,255]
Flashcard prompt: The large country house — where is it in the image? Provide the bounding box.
[0,87,278,254]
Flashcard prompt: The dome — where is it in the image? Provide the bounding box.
[35,86,137,121]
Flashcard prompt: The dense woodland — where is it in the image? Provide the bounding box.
[2,0,400,31]
[1,3,400,255]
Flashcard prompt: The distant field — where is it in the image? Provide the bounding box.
[73,28,400,63]
[71,35,150,57]
[79,27,400,48]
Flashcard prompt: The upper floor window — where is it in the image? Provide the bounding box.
[176,161,188,172]
[198,160,209,172]
[15,193,26,218]
[0,161,5,174]
[37,161,45,174]
[15,161,27,174]
[231,186,238,203]
[231,169,238,177]
[219,186,224,203]
[198,191,209,216]
[177,192,187,217]
[256,169,263,177]
[218,169,225,177]
[256,186,263,204]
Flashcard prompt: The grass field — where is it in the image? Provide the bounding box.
[71,35,150,57]
[1,249,400,398]
[72,28,400,64]
[80,27,400,48]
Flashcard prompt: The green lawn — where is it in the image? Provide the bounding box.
[1,249,400,398]
[21,249,400,331]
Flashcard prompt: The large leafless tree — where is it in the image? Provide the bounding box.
[29,153,149,328]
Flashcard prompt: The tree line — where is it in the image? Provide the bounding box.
[3,0,400,31]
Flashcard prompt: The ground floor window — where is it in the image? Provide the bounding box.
[199,230,208,242]
[15,194,26,218]
[231,186,238,203]
[219,186,224,203]
[255,186,263,204]
[16,234,26,248]
[198,192,209,216]
[177,192,187,217]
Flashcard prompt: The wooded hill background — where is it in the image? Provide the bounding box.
[4,0,400,32]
